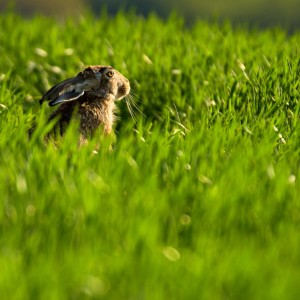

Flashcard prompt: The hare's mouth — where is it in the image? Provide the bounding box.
[115,83,130,101]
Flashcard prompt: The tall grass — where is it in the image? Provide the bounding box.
[1,11,300,300]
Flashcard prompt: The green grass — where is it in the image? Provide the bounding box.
[1,11,300,300]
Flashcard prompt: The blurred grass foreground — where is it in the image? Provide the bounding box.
[1,0,300,28]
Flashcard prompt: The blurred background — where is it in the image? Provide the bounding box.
[1,0,300,29]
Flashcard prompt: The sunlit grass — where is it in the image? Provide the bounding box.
[1,11,300,300]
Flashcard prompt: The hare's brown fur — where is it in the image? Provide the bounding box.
[49,94,117,144]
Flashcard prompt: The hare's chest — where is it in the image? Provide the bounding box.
[78,103,114,135]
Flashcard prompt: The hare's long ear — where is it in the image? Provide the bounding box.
[39,78,78,105]
[48,90,84,106]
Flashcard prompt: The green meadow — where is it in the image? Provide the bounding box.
[1,11,300,299]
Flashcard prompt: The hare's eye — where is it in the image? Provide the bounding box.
[107,70,114,78]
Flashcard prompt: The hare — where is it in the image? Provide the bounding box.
[31,65,130,145]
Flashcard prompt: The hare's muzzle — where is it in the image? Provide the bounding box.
[116,80,130,100]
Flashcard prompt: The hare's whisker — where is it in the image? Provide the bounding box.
[125,98,137,123]
[128,94,145,117]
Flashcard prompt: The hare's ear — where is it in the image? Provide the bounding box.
[39,78,76,105]
[48,90,85,107]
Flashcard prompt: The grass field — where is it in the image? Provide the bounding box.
[1,11,300,300]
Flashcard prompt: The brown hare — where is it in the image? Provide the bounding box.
[31,65,130,145]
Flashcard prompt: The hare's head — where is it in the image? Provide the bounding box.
[90,66,130,102]
[39,65,130,107]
